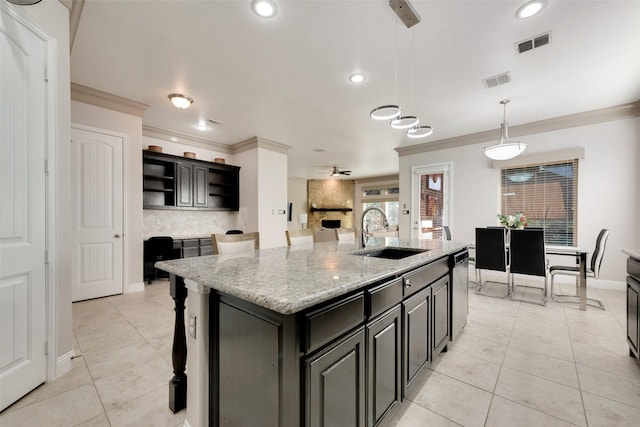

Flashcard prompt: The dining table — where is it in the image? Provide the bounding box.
[469,241,590,310]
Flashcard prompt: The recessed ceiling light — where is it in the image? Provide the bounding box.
[251,0,277,18]
[196,120,208,131]
[168,93,193,109]
[348,73,366,84]
[515,0,547,19]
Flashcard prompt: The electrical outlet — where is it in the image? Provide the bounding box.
[189,313,197,339]
[402,209,410,215]
[278,209,286,214]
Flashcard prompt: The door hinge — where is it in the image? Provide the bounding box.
[44,159,49,174]
[45,249,49,264]
[44,341,49,355]
[44,67,48,83]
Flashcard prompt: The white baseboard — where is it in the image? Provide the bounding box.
[56,350,74,378]
[126,281,145,294]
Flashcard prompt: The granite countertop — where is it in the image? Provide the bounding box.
[156,238,468,315]
[623,249,640,261]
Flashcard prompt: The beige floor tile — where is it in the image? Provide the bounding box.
[94,357,171,411]
[113,300,174,327]
[576,364,640,409]
[74,413,111,427]
[494,367,586,426]
[449,329,508,364]
[83,339,164,380]
[508,329,575,362]
[502,347,579,388]
[384,400,459,427]
[572,340,640,378]
[0,384,103,427]
[106,385,186,427]
[79,326,146,355]
[408,370,492,427]
[463,318,513,345]
[486,395,580,427]
[2,357,93,413]
[582,391,640,427]
[431,348,501,392]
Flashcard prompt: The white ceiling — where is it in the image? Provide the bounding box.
[70,0,640,179]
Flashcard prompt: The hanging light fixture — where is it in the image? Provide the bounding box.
[168,94,193,109]
[391,115,419,129]
[407,125,433,139]
[370,105,401,120]
[483,100,527,160]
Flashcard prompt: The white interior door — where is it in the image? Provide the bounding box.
[70,127,124,302]
[411,164,451,241]
[0,7,47,411]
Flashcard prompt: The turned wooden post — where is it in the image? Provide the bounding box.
[169,274,188,413]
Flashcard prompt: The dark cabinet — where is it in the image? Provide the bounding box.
[366,306,401,427]
[306,327,365,427]
[176,163,208,208]
[627,257,640,359]
[143,150,239,211]
[432,276,450,355]
[402,286,431,393]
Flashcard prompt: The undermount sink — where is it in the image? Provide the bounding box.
[352,247,429,260]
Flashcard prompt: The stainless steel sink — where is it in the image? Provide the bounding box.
[352,247,429,260]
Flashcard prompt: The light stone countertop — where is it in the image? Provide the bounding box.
[156,238,469,315]
[623,249,640,261]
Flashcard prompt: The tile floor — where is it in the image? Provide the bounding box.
[1,273,639,427]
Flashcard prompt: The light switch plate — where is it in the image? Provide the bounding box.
[188,313,197,339]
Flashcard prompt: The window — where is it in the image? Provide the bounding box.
[361,184,399,232]
[500,159,578,246]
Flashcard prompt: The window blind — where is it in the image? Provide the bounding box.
[500,159,578,246]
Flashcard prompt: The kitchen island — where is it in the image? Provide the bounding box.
[156,238,468,427]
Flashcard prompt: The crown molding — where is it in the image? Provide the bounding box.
[70,82,149,117]
[59,0,72,10]
[354,174,399,184]
[231,136,291,155]
[142,125,232,153]
[395,100,640,157]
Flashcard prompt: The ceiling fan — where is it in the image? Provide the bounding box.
[330,166,351,177]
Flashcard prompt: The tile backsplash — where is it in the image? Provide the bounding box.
[143,208,247,239]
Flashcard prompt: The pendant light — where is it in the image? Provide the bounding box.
[483,100,527,160]
[370,14,401,121]
[407,125,433,138]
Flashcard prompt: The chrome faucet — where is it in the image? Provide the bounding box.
[361,207,389,247]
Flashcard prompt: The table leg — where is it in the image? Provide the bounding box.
[169,274,188,412]
[578,252,587,311]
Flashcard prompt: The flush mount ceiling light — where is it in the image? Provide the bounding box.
[407,126,433,139]
[6,0,43,4]
[391,115,419,129]
[251,0,277,18]
[168,94,193,109]
[516,0,547,19]
[348,73,366,84]
[483,99,527,161]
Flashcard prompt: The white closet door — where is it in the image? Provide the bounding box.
[0,7,47,411]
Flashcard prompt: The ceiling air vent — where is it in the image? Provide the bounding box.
[483,72,512,89]
[517,31,551,54]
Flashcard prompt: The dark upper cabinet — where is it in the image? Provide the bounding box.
[143,150,239,211]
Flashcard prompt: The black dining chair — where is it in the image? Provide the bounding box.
[474,227,510,298]
[549,228,610,309]
[509,228,548,305]
[144,236,181,283]
[442,225,452,241]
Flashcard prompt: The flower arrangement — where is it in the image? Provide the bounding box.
[497,211,528,229]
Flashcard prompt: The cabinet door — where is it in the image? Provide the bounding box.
[628,278,639,359]
[366,306,401,427]
[176,163,193,207]
[306,328,365,427]
[432,276,449,356]
[403,287,431,393]
[193,165,208,208]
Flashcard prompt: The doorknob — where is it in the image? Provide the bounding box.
[114,234,121,238]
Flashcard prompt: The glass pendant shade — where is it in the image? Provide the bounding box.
[370,105,401,120]
[391,115,419,129]
[483,100,527,160]
[407,125,433,139]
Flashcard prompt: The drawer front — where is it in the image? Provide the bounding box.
[182,247,200,258]
[199,238,213,246]
[628,258,640,283]
[182,238,200,248]
[369,279,403,319]
[200,245,214,256]
[402,257,449,298]
[172,240,182,250]
[305,292,365,353]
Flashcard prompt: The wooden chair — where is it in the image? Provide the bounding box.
[334,228,356,243]
[314,229,337,243]
[475,227,510,298]
[550,228,610,309]
[285,229,314,247]
[509,228,548,305]
[212,232,259,255]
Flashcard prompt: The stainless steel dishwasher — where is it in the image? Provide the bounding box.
[450,249,469,341]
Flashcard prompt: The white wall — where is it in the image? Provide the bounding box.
[399,117,639,282]
[287,177,308,231]
[257,148,289,248]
